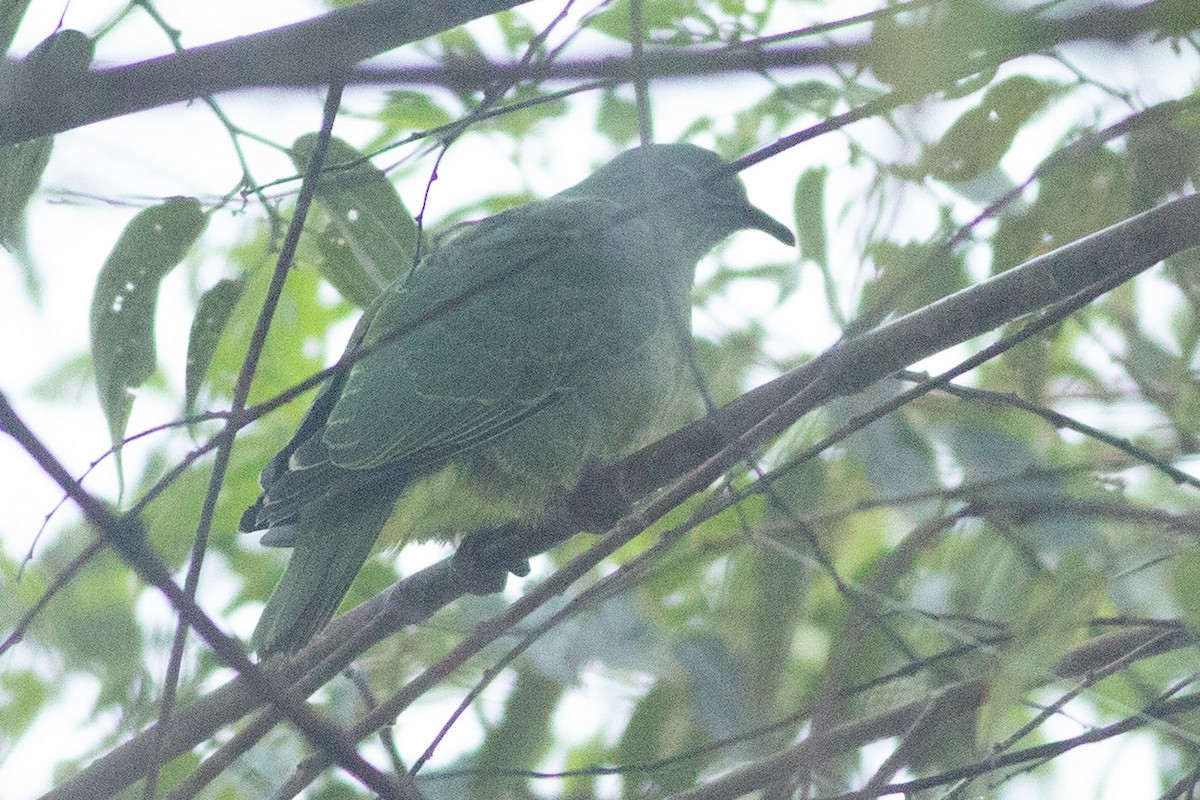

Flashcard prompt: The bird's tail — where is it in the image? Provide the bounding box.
[251,497,393,656]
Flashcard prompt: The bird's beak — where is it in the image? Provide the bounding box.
[742,205,796,247]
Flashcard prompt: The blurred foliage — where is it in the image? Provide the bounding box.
[4,1,1200,799]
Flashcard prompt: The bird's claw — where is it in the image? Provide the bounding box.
[452,522,532,595]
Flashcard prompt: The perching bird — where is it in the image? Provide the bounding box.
[241,143,794,655]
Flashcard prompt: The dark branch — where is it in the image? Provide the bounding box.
[0,393,406,800]
[0,0,529,144]
[1,1,1191,145]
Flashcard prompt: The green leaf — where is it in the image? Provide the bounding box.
[596,88,640,146]
[675,634,753,743]
[379,89,454,131]
[863,237,968,318]
[43,548,144,709]
[979,554,1106,746]
[793,167,828,268]
[617,681,709,798]
[291,134,418,307]
[586,0,699,41]
[184,277,245,415]
[946,410,1097,553]
[0,670,50,746]
[470,667,560,797]
[1173,550,1200,635]
[1128,117,1200,210]
[836,381,939,504]
[0,0,32,54]
[0,136,51,248]
[870,1,1015,96]
[28,351,92,402]
[1030,142,1132,250]
[744,521,814,725]
[0,30,93,248]
[779,80,846,119]
[313,222,386,311]
[494,9,540,55]
[90,197,206,458]
[922,75,1057,183]
[484,83,569,137]
[990,202,1044,275]
[527,595,661,683]
[201,227,347,408]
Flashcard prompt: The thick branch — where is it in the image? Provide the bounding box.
[1,1,1191,145]
[616,191,1200,498]
[0,0,528,144]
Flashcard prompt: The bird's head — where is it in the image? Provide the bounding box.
[566,143,795,262]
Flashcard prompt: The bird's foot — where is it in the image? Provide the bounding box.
[452,522,532,595]
[568,458,626,532]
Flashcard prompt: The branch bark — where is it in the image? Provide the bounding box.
[1,1,1191,145]
[0,0,529,144]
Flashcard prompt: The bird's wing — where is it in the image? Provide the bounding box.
[252,196,666,524]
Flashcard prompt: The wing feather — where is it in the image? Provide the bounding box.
[244,194,666,533]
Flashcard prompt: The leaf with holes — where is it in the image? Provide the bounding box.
[291,134,418,308]
[90,197,205,462]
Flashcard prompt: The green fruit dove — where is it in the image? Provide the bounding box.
[240,143,794,655]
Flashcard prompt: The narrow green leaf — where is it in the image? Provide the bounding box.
[184,277,245,415]
[0,30,93,248]
[0,0,33,55]
[291,134,417,307]
[0,137,51,248]
[793,167,827,268]
[90,197,206,456]
[1172,551,1200,635]
[313,222,383,310]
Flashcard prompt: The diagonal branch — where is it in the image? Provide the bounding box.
[0,395,405,799]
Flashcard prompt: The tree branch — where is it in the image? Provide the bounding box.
[0,0,529,144]
[1,1,1191,145]
[666,625,1193,800]
[0,395,405,799]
